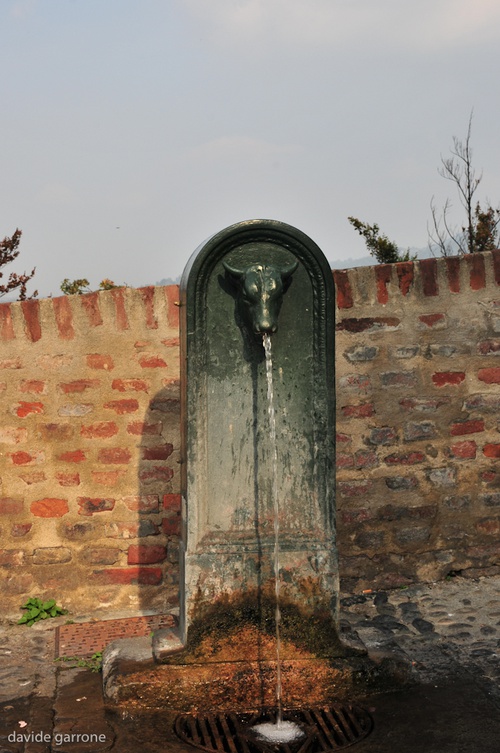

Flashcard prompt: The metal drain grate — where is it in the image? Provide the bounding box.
[174,705,373,752]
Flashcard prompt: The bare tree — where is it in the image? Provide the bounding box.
[428,112,500,255]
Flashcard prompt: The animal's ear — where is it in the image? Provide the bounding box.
[281,260,298,293]
[222,260,245,279]
[281,260,298,280]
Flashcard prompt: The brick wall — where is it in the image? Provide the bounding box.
[0,286,181,618]
[335,250,500,591]
[1,251,500,619]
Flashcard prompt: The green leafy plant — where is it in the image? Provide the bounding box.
[55,651,103,672]
[18,597,68,626]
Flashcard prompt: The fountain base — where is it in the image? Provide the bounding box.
[102,622,411,713]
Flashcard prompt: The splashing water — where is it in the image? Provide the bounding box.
[252,719,305,744]
[263,333,283,723]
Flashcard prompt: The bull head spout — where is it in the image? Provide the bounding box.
[223,260,298,336]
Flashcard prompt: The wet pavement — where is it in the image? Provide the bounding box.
[2,573,500,752]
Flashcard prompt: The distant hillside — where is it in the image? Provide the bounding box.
[156,276,181,286]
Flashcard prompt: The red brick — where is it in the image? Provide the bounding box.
[40,424,74,441]
[124,495,159,513]
[31,498,69,518]
[478,340,500,355]
[19,471,46,484]
[0,358,22,369]
[468,253,486,290]
[336,453,354,469]
[127,421,162,436]
[20,380,46,394]
[111,288,129,330]
[142,444,174,461]
[139,355,167,369]
[60,379,100,394]
[396,261,414,296]
[450,440,477,459]
[375,265,392,304]
[420,258,438,296]
[484,444,500,459]
[337,480,372,497]
[104,399,139,414]
[112,379,149,393]
[493,249,500,286]
[140,287,158,329]
[340,509,372,525]
[384,451,426,465]
[163,494,182,511]
[333,270,353,309]
[476,518,500,535]
[0,498,23,515]
[165,285,180,328]
[52,296,74,339]
[92,470,126,486]
[58,450,86,463]
[336,317,400,333]
[419,313,446,328]
[78,497,115,516]
[15,401,44,417]
[445,257,461,293]
[0,427,27,444]
[450,419,485,436]
[341,403,375,418]
[95,567,162,585]
[21,299,41,342]
[81,422,118,439]
[56,472,80,487]
[0,549,25,566]
[162,516,181,536]
[127,545,167,565]
[354,450,379,469]
[98,448,132,464]
[478,368,500,384]
[80,292,103,326]
[336,432,352,444]
[0,303,15,340]
[139,467,174,483]
[11,523,32,537]
[87,354,114,370]
[432,372,466,387]
[399,397,450,412]
[11,451,44,465]
[339,374,371,392]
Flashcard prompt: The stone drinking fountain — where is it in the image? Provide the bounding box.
[103,220,408,749]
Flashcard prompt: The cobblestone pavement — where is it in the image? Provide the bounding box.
[0,574,500,752]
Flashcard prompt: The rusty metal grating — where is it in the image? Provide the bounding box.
[174,705,373,752]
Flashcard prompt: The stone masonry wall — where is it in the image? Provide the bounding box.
[334,250,500,592]
[1,251,500,619]
[0,287,181,618]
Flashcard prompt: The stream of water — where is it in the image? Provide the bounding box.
[257,335,304,744]
[263,333,282,723]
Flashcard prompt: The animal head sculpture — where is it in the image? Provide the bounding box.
[223,260,298,335]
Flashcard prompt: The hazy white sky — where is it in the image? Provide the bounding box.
[2,0,500,297]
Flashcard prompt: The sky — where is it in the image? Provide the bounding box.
[2,0,500,298]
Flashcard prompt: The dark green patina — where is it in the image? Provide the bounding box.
[179,219,336,649]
